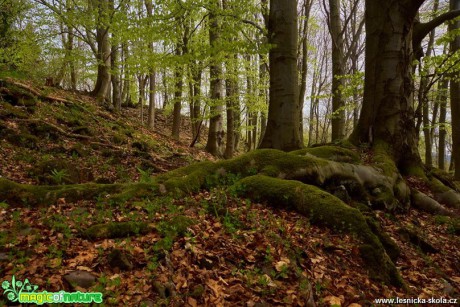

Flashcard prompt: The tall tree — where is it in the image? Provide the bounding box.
[145,0,156,130]
[450,0,460,179]
[91,0,111,103]
[351,0,460,172]
[438,78,449,170]
[259,0,302,151]
[327,0,346,141]
[205,0,225,156]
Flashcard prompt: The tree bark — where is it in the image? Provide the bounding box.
[145,0,155,130]
[171,48,183,140]
[189,61,203,144]
[91,0,111,103]
[298,0,313,143]
[351,0,422,170]
[205,1,225,156]
[438,79,448,170]
[224,54,238,159]
[450,0,460,179]
[328,0,346,142]
[259,0,302,151]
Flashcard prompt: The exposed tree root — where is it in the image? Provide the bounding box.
[2,147,459,287]
[234,175,403,286]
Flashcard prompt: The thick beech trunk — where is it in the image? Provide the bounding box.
[205,3,225,156]
[259,0,302,151]
[351,0,421,170]
[91,0,111,103]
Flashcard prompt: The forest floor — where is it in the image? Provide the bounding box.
[0,78,459,306]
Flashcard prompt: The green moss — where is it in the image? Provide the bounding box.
[112,133,127,145]
[0,178,146,206]
[236,175,369,233]
[4,130,39,149]
[290,146,361,164]
[372,141,398,176]
[404,165,427,179]
[0,101,28,118]
[82,222,151,240]
[428,177,450,194]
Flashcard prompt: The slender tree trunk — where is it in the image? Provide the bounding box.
[259,0,302,151]
[111,42,121,111]
[328,0,346,142]
[147,71,156,130]
[172,47,183,140]
[69,27,77,90]
[138,75,147,124]
[245,54,254,151]
[259,54,268,147]
[205,1,225,156]
[110,0,121,112]
[298,0,312,143]
[190,61,203,143]
[438,79,448,170]
[450,0,460,179]
[224,54,238,158]
[145,0,155,130]
[162,68,169,109]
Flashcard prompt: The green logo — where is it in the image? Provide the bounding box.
[2,276,103,305]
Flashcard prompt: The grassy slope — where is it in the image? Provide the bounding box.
[0,78,459,306]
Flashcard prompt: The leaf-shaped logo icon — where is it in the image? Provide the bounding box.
[2,276,39,302]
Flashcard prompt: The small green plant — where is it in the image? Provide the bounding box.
[137,167,154,183]
[50,169,68,185]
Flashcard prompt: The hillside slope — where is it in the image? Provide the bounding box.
[0,78,459,306]
[0,78,212,185]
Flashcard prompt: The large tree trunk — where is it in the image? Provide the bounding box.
[328,0,346,142]
[259,0,302,151]
[91,0,111,103]
[351,0,422,170]
[450,0,460,179]
[205,1,225,156]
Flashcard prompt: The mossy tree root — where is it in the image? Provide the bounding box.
[0,178,153,206]
[233,175,404,287]
[0,149,410,286]
[2,149,408,210]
